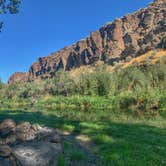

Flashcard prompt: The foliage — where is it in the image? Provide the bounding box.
[0,0,21,31]
[0,55,166,115]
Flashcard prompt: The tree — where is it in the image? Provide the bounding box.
[96,71,111,96]
[0,0,21,31]
[115,66,147,93]
[45,70,76,96]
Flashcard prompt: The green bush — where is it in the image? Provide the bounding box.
[118,96,137,110]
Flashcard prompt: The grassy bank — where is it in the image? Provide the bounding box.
[0,96,166,166]
[1,91,166,117]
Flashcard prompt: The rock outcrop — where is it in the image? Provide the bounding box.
[0,119,62,166]
[9,0,166,83]
[8,72,28,84]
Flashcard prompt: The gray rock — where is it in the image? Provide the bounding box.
[0,145,12,157]
[13,142,62,166]
[0,119,16,137]
[0,157,12,166]
[0,134,17,145]
[50,134,61,143]
[16,122,37,141]
[0,120,63,166]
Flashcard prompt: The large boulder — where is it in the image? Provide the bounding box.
[13,142,62,166]
[15,122,38,142]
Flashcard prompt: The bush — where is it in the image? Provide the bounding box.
[18,82,44,99]
[117,95,137,110]
[96,71,111,96]
[161,36,166,49]
[44,70,76,96]
[77,73,97,96]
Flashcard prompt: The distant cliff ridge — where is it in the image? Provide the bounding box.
[8,0,166,84]
[8,72,28,84]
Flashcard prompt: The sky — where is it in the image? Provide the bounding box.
[0,0,153,83]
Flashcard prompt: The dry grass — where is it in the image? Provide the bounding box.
[68,50,166,77]
[123,50,166,68]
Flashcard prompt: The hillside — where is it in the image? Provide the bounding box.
[113,50,166,70]
[69,50,166,76]
[8,0,166,84]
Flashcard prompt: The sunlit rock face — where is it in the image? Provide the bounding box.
[8,72,28,84]
[9,0,166,83]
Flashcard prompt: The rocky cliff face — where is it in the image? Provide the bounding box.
[8,72,28,84]
[9,0,166,83]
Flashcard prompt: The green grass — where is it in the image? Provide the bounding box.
[70,151,86,162]
[0,106,166,165]
[57,154,67,166]
[0,94,166,166]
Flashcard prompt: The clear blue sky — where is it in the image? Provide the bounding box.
[0,0,152,83]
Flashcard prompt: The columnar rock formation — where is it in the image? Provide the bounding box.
[9,0,166,83]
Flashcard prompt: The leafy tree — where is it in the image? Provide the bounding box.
[77,73,97,96]
[46,70,76,96]
[18,82,44,99]
[0,0,21,31]
[54,71,76,96]
[95,71,111,96]
[144,63,166,89]
[4,83,19,98]
[113,66,147,93]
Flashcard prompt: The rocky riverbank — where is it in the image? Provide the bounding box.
[0,119,62,166]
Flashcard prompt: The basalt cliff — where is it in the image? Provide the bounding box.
[8,0,166,84]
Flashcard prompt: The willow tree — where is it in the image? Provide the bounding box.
[0,0,21,31]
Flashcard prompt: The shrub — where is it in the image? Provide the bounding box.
[117,96,137,110]
[125,56,132,62]
[45,70,76,96]
[161,36,166,49]
[96,71,111,96]
[77,73,97,95]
